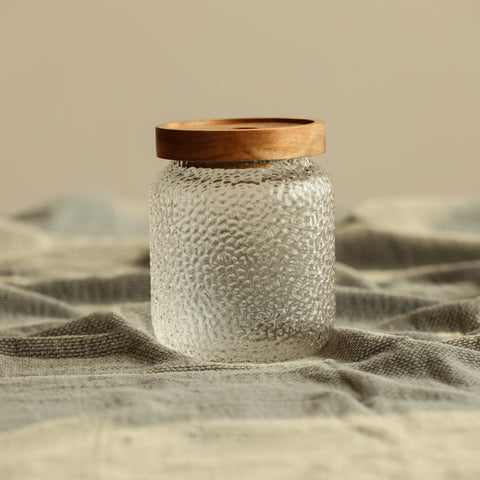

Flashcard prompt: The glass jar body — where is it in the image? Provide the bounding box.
[149,157,335,362]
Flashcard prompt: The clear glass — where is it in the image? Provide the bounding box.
[149,157,335,362]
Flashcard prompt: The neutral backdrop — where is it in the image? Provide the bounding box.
[1,0,479,213]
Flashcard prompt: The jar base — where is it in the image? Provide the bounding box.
[153,325,334,363]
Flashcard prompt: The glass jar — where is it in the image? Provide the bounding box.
[150,118,335,362]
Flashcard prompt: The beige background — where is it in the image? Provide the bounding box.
[1,0,479,213]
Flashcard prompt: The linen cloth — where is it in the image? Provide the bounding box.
[1,193,480,479]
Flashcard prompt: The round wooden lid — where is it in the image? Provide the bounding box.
[156,117,325,162]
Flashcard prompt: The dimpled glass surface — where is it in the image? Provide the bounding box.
[149,157,335,362]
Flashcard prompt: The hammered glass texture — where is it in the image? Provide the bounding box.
[149,157,335,362]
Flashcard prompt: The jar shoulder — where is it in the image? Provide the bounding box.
[151,160,332,192]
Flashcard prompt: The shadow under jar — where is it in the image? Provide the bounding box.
[150,118,335,362]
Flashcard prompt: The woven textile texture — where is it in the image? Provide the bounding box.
[1,194,480,479]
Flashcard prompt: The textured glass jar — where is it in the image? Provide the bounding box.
[150,118,335,362]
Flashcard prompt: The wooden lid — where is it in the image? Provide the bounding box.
[155,117,325,162]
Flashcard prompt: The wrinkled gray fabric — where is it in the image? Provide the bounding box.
[1,194,480,433]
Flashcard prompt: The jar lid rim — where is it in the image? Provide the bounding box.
[155,117,326,162]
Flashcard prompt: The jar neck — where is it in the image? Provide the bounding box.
[174,157,311,169]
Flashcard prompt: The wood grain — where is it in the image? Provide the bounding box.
[156,118,326,163]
